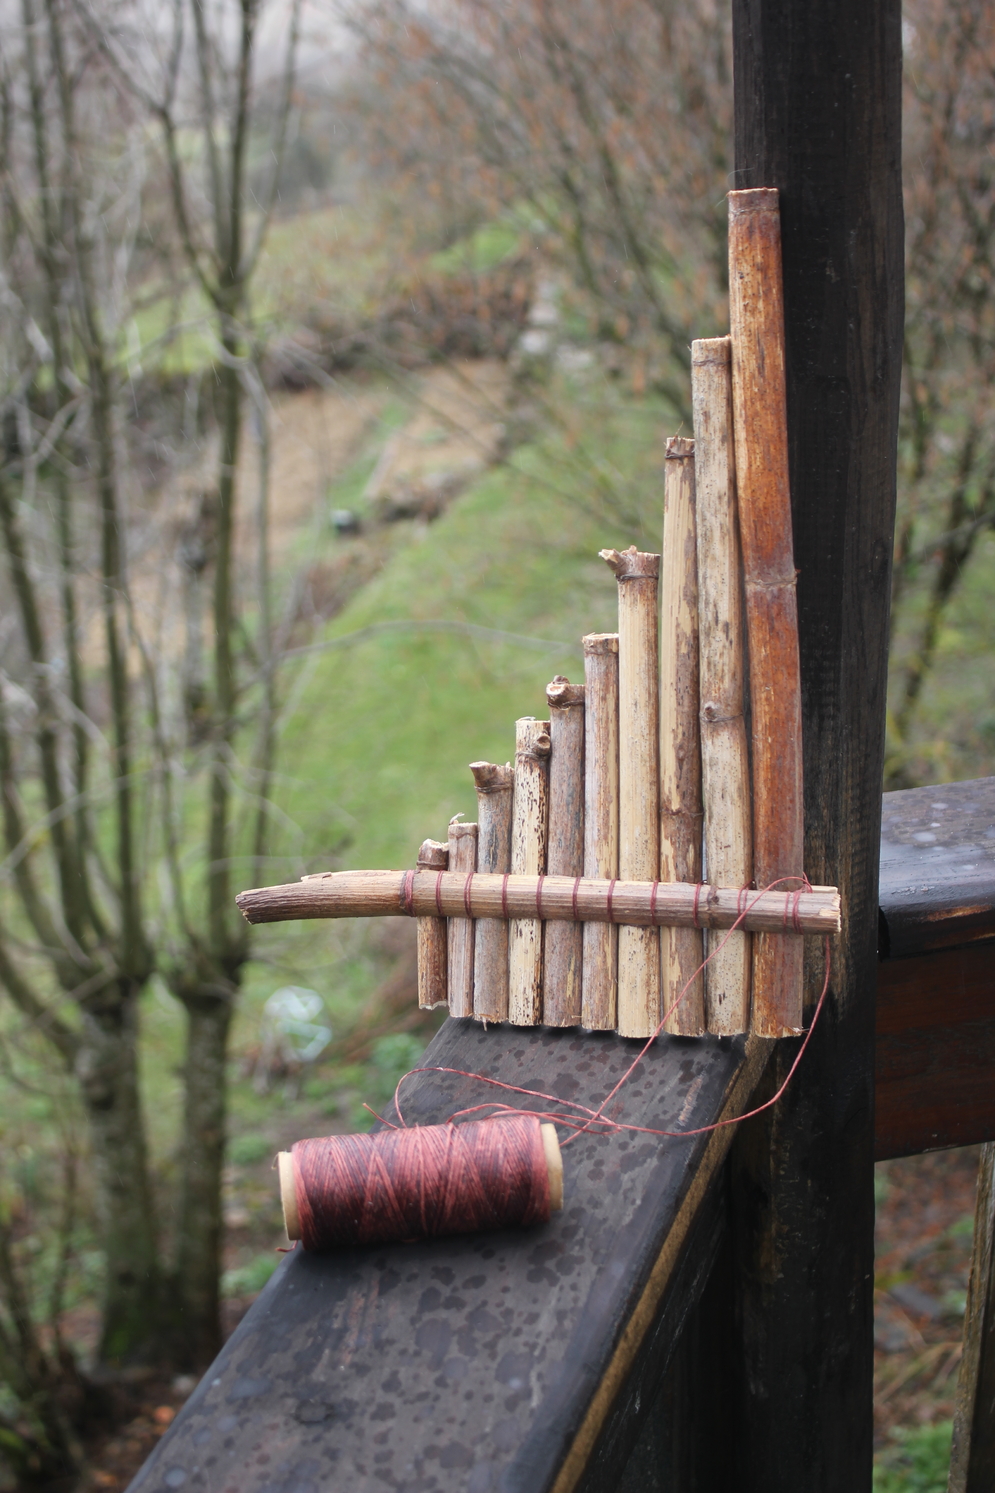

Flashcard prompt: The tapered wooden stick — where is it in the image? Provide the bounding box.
[692,337,752,1034]
[508,719,550,1025]
[581,634,619,1029]
[470,761,514,1022]
[447,816,478,1018]
[600,547,661,1038]
[728,187,805,1036]
[543,677,585,1026]
[237,871,840,933]
[660,438,705,1036]
[416,838,449,1010]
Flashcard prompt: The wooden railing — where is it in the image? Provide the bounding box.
[128,778,995,1493]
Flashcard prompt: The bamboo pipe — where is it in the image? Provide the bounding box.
[508,719,550,1025]
[236,871,840,933]
[415,838,449,1010]
[581,634,619,1029]
[691,337,752,1034]
[470,761,514,1022]
[447,816,478,1018]
[660,438,705,1036]
[728,187,805,1036]
[543,677,585,1026]
[600,547,661,1038]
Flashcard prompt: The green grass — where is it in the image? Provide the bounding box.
[873,1422,952,1492]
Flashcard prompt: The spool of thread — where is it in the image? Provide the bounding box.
[278,1115,563,1251]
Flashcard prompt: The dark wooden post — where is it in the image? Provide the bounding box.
[729,3,904,1490]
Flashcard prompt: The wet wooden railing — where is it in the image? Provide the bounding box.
[128,779,995,1493]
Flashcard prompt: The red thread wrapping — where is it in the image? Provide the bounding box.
[692,882,704,929]
[293,1115,550,1251]
[464,874,474,919]
[572,877,581,921]
[435,871,445,917]
[536,874,546,918]
[606,879,617,923]
[650,881,659,923]
[401,870,415,916]
[501,873,509,920]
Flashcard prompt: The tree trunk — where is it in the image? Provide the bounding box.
[74,991,161,1363]
[173,990,234,1368]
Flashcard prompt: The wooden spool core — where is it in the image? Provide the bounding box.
[277,1124,563,1242]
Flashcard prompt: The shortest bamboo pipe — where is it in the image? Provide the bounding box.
[447,816,478,1018]
[238,872,840,934]
[470,761,514,1022]
[416,838,448,1009]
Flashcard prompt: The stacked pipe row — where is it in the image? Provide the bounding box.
[415,189,804,1040]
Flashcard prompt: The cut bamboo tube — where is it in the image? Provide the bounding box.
[691,337,752,1034]
[600,547,661,1038]
[470,761,514,1022]
[447,816,478,1018]
[728,187,805,1036]
[582,634,619,1029]
[543,677,585,1026]
[660,438,705,1037]
[416,838,449,1010]
[237,871,841,933]
[508,719,550,1025]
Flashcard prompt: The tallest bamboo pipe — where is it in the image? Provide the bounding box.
[728,187,805,1037]
[236,871,840,934]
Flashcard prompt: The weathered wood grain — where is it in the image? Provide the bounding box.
[601,547,661,1038]
[582,633,619,1030]
[728,3,904,1487]
[416,837,448,1010]
[544,678,585,1026]
[470,761,514,1022]
[660,437,705,1037]
[691,337,752,1035]
[727,187,805,1038]
[447,817,478,1018]
[509,718,550,1025]
[949,1143,995,1492]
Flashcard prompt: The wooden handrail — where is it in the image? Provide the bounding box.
[131,779,995,1493]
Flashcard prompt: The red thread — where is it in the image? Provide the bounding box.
[536,874,546,918]
[501,873,509,920]
[293,1115,550,1251]
[435,870,445,917]
[792,889,803,934]
[692,882,704,929]
[464,873,474,918]
[650,881,659,923]
[401,870,415,916]
[572,877,581,921]
[606,878,617,922]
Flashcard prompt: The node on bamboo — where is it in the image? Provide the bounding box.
[508,719,550,1025]
[660,438,705,1036]
[543,677,585,1026]
[581,634,619,1029]
[600,548,661,1038]
[416,838,448,1010]
[691,336,752,1034]
[470,761,514,1022]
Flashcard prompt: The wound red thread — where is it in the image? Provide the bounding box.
[464,873,474,919]
[692,883,704,929]
[572,877,580,921]
[292,1115,550,1251]
[501,873,509,920]
[401,869,415,916]
[435,871,445,917]
[607,879,617,923]
[650,881,659,923]
[536,874,546,918]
